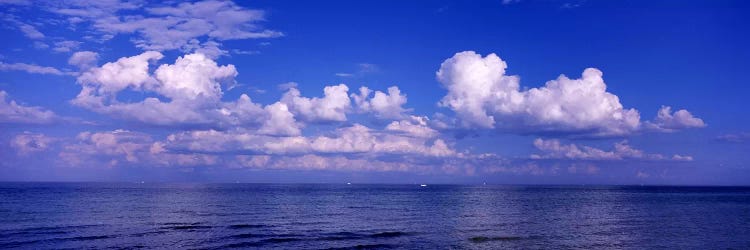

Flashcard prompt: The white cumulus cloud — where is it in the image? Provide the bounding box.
[281,84,351,122]
[436,51,705,137]
[351,86,409,119]
[645,106,706,132]
[437,51,641,136]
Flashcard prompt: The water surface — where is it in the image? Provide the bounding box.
[1,183,748,249]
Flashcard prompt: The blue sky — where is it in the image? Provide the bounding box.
[0,0,748,184]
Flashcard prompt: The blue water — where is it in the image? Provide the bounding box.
[0,183,749,249]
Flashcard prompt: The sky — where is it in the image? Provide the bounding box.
[0,0,748,185]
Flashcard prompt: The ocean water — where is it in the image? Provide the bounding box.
[0,183,749,249]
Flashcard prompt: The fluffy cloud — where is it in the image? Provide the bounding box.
[351,86,409,119]
[531,138,692,161]
[258,102,301,136]
[68,51,99,70]
[10,132,54,155]
[645,106,706,132]
[75,51,163,97]
[72,51,246,126]
[281,84,351,122]
[71,51,412,131]
[0,90,58,124]
[384,116,439,138]
[50,0,281,52]
[436,51,703,137]
[152,52,237,101]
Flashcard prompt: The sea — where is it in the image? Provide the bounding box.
[0,183,748,249]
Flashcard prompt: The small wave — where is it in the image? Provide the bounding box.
[468,236,523,243]
[323,244,395,250]
[227,224,267,229]
[64,235,115,241]
[129,230,168,237]
[288,221,327,226]
[216,237,304,249]
[0,230,67,238]
[0,234,118,247]
[346,206,374,209]
[229,233,270,239]
[219,241,263,248]
[371,231,410,238]
[317,232,363,241]
[159,224,212,230]
[161,222,201,225]
[261,237,303,243]
[5,224,101,233]
[317,231,411,241]
[228,233,301,239]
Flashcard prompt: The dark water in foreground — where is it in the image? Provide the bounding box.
[0,183,749,249]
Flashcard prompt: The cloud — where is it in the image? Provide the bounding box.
[671,154,693,161]
[52,40,81,53]
[0,90,59,124]
[0,61,70,76]
[71,51,412,131]
[50,0,282,52]
[436,51,703,137]
[2,14,44,39]
[183,40,228,59]
[530,138,691,161]
[258,102,301,136]
[33,41,49,49]
[18,23,44,39]
[11,132,54,155]
[385,116,439,138]
[10,129,610,177]
[280,84,351,122]
[58,129,219,168]
[716,132,750,143]
[163,123,456,158]
[645,106,706,132]
[232,49,260,55]
[334,63,379,77]
[72,51,243,125]
[277,82,298,90]
[68,51,99,70]
[351,86,409,119]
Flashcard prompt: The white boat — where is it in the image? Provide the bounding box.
[420,184,427,187]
